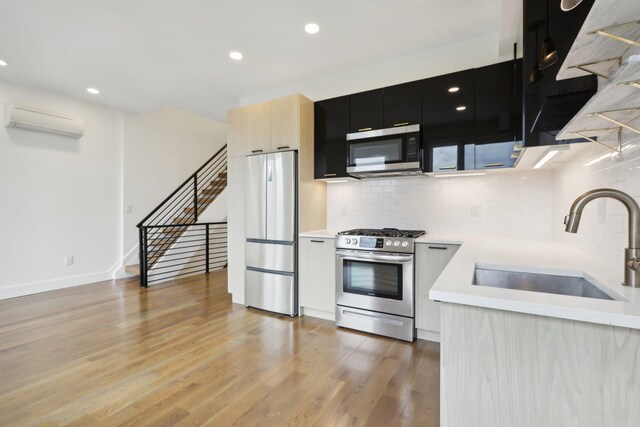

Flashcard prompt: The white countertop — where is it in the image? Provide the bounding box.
[429,236,640,330]
[299,230,337,239]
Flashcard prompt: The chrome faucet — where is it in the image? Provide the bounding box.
[565,188,640,287]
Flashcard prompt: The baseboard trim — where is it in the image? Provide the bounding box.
[0,271,114,301]
[417,328,440,343]
[301,307,336,322]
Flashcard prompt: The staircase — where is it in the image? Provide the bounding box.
[135,145,228,287]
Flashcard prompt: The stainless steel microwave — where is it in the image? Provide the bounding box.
[346,124,422,178]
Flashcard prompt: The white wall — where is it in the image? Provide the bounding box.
[0,79,228,299]
[0,80,123,298]
[240,34,519,105]
[327,169,555,239]
[122,107,227,258]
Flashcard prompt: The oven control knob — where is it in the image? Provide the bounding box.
[385,240,392,247]
[402,241,409,248]
[352,238,358,245]
[393,241,400,247]
[345,238,351,244]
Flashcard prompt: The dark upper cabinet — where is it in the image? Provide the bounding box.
[422,69,475,149]
[523,0,596,146]
[314,96,350,179]
[383,81,422,128]
[475,59,523,145]
[349,89,383,133]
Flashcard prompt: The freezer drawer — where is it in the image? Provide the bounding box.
[245,240,295,272]
[245,268,296,316]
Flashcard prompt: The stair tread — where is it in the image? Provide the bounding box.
[125,264,140,275]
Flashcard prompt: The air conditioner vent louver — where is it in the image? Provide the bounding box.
[4,103,85,139]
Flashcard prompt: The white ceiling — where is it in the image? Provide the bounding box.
[0,0,521,122]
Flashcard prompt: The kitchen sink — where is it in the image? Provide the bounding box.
[473,266,620,300]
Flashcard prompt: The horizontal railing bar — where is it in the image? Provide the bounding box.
[147,243,212,253]
[148,263,208,276]
[146,237,227,250]
[150,254,227,267]
[147,268,225,283]
[151,257,207,268]
[149,262,227,278]
[143,222,227,228]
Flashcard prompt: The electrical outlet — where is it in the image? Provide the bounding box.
[470,202,482,218]
[65,256,74,266]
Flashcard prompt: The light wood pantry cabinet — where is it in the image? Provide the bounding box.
[228,94,308,156]
[299,237,335,320]
[415,243,460,341]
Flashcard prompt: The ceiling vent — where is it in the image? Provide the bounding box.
[4,103,85,139]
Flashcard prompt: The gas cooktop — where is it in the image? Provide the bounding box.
[338,228,426,239]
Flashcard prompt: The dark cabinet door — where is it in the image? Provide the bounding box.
[349,89,383,133]
[523,0,596,147]
[314,96,350,179]
[475,60,523,145]
[422,69,475,170]
[383,81,422,128]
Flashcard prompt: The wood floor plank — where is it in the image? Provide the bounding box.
[0,269,440,426]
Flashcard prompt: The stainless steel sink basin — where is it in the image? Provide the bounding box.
[473,267,618,300]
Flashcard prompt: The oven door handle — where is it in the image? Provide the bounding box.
[336,253,413,263]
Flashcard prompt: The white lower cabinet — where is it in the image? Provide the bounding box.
[415,243,460,341]
[299,237,335,319]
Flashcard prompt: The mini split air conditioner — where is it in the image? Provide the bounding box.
[4,103,85,139]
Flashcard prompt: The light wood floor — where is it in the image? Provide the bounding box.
[0,269,440,426]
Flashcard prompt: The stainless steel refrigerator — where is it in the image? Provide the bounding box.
[244,151,297,316]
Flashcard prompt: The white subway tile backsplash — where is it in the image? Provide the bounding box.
[327,170,556,239]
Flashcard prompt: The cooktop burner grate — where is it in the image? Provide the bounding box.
[338,228,426,238]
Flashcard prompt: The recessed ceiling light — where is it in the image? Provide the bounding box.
[229,51,243,60]
[86,87,100,95]
[448,87,459,93]
[456,106,466,111]
[0,59,7,67]
[305,23,320,34]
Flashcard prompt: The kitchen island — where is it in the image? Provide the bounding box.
[430,236,640,426]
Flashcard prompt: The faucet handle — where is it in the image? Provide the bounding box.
[628,258,640,272]
[564,215,569,225]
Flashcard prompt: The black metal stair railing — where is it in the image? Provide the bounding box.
[136,144,227,287]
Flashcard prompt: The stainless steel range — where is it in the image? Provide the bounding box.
[335,228,425,342]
